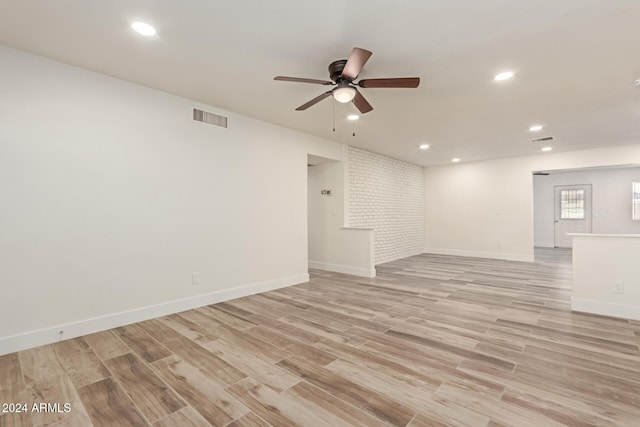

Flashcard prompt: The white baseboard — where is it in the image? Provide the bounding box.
[375,251,425,266]
[308,261,376,278]
[534,242,555,248]
[571,297,640,321]
[0,273,308,356]
[423,247,534,263]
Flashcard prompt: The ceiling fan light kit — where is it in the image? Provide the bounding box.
[274,47,420,114]
[333,85,356,103]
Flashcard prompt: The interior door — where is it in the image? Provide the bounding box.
[554,184,592,248]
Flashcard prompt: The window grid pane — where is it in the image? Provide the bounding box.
[560,189,585,219]
[633,182,640,221]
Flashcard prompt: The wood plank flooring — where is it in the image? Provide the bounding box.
[2,249,640,426]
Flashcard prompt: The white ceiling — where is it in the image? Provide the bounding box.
[1,0,640,166]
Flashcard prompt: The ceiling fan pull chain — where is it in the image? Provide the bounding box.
[332,99,336,132]
[352,120,356,137]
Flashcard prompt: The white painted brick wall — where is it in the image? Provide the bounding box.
[347,146,425,264]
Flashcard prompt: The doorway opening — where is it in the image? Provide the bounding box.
[307,154,341,274]
[532,165,640,256]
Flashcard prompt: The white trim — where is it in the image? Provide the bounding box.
[309,261,376,278]
[568,233,640,238]
[572,297,640,321]
[342,144,351,226]
[534,242,555,248]
[423,248,534,263]
[0,273,308,356]
[375,251,424,266]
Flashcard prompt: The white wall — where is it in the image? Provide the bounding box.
[307,158,375,277]
[425,145,640,262]
[572,234,640,320]
[533,177,555,248]
[347,146,425,264]
[0,46,343,354]
[534,168,640,247]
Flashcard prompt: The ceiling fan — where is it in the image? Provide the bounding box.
[274,47,420,114]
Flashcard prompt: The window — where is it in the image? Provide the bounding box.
[560,189,585,219]
[633,182,640,221]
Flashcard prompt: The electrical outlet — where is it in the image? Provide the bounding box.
[613,282,624,294]
[192,272,200,285]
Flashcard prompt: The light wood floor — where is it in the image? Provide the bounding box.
[2,250,640,426]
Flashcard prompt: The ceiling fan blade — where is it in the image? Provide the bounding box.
[341,48,373,80]
[358,77,420,88]
[295,91,333,111]
[353,90,373,114]
[274,76,333,85]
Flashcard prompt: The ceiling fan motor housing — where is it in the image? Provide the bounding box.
[329,59,349,82]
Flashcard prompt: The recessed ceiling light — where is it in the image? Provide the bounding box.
[541,147,553,152]
[452,158,461,163]
[347,114,359,121]
[529,125,543,132]
[494,71,514,81]
[131,21,157,36]
[419,144,430,150]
